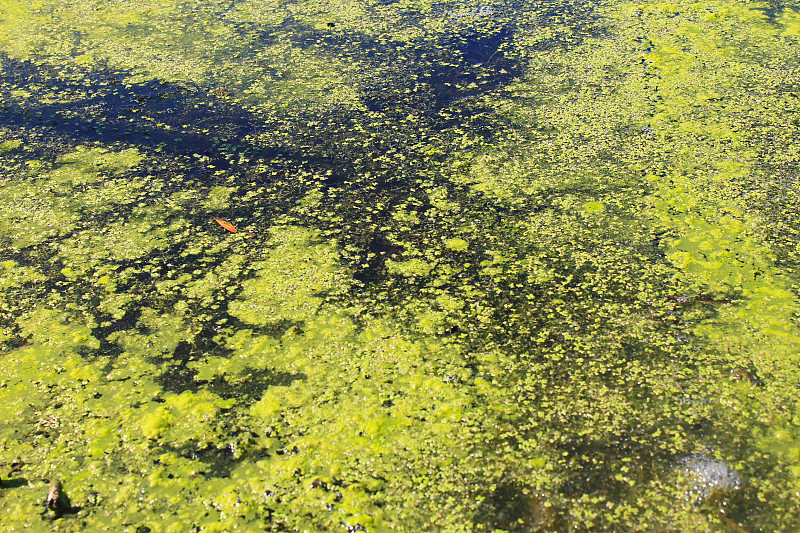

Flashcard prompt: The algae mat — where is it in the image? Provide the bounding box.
[1,0,800,531]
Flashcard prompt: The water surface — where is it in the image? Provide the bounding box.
[1,1,800,531]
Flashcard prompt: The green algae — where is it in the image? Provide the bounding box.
[0,146,145,249]
[0,138,20,152]
[0,259,45,290]
[201,186,237,211]
[385,257,435,277]
[0,0,365,116]
[444,237,469,252]
[1,0,800,531]
[228,226,347,325]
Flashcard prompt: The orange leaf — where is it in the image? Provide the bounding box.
[211,216,238,233]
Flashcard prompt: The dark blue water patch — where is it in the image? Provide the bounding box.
[364,26,520,116]
[0,56,350,192]
[0,57,230,160]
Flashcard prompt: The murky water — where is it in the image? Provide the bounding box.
[1,1,800,531]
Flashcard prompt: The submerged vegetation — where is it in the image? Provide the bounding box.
[1,0,799,531]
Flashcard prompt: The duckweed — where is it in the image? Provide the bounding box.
[1,0,800,531]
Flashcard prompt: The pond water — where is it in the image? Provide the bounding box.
[1,0,800,531]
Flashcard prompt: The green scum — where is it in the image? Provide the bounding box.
[1,0,800,531]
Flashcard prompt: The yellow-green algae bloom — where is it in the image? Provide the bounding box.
[1,0,800,531]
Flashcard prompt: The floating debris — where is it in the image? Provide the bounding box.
[211,216,254,237]
[730,367,764,387]
[211,216,238,233]
[669,295,726,306]
[45,478,72,517]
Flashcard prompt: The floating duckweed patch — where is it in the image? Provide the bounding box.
[228,226,347,325]
[0,138,20,152]
[2,0,800,531]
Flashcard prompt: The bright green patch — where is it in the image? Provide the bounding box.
[0,139,21,152]
[386,257,435,277]
[445,237,469,251]
[228,226,347,325]
[583,201,606,213]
